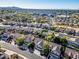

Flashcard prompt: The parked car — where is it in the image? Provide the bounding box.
[18,44,27,50]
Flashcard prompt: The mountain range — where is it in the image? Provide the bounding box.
[0,7,79,14]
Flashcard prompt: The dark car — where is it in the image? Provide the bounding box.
[18,45,27,50]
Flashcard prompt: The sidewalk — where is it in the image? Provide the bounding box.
[1,48,28,59]
[0,41,28,59]
[34,49,45,59]
[0,41,44,59]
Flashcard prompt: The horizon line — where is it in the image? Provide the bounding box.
[0,6,79,10]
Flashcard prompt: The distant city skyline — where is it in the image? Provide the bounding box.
[0,0,79,9]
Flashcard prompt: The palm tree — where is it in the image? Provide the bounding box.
[46,32,55,42]
[40,40,50,57]
[59,46,66,59]
[1,10,4,14]
[16,37,24,46]
[28,38,35,53]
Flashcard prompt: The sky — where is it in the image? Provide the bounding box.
[0,0,79,9]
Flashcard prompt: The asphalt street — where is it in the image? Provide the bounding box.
[0,41,43,59]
